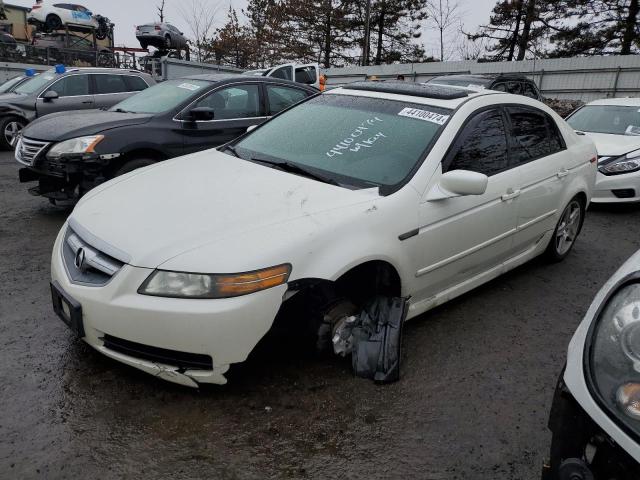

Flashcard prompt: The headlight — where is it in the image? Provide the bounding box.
[46,135,104,159]
[587,278,640,437]
[599,149,640,175]
[138,264,291,299]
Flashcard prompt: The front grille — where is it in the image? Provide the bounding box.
[15,137,50,167]
[103,335,213,370]
[62,227,124,286]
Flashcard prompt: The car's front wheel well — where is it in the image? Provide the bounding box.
[110,148,167,174]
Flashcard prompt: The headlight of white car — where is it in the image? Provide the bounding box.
[599,149,640,175]
[47,135,104,159]
[138,264,292,299]
[587,277,640,436]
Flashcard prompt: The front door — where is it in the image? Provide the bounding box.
[36,74,94,117]
[181,83,267,155]
[413,108,521,301]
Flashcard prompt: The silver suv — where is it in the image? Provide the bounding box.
[136,23,188,51]
[0,67,154,149]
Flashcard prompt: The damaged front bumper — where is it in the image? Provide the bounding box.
[50,226,286,387]
[542,371,640,480]
[18,152,118,200]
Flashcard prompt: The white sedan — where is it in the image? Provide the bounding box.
[28,3,97,31]
[566,98,640,203]
[49,82,597,387]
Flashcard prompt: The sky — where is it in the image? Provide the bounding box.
[9,0,498,60]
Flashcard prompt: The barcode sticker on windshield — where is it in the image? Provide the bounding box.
[398,108,449,125]
[177,83,201,91]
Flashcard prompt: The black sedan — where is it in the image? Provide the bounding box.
[16,74,318,202]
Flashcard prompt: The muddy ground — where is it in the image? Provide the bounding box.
[1,152,639,479]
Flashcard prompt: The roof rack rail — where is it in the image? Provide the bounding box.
[343,81,469,100]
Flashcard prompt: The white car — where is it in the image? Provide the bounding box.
[544,250,640,479]
[28,3,97,31]
[566,98,640,203]
[49,82,597,387]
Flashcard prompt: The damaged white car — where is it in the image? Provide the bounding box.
[50,82,597,387]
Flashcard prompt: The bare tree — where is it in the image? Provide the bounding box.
[157,0,166,23]
[178,0,220,62]
[456,27,486,60]
[425,0,461,61]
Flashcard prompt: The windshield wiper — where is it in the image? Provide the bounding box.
[223,144,241,158]
[250,157,339,186]
[113,108,134,113]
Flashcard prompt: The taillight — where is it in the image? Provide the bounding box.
[154,26,161,31]
[32,5,41,9]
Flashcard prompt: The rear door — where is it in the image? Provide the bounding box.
[180,82,267,155]
[92,73,139,109]
[36,73,94,117]
[506,105,569,253]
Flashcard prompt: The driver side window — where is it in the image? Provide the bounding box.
[193,84,261,120]
[446,109,509,177]
[45,74,90,97]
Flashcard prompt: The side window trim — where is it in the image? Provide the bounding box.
[504,104,567,168]
[442,105,511,176]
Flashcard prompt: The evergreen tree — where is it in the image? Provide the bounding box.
[210,7,253,68]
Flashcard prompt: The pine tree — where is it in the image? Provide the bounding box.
[210,7,253,68]
[468,0,548,61]
[546,0,640,56]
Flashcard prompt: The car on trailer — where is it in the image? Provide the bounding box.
[28,3,97,32]
[47,82,596,387]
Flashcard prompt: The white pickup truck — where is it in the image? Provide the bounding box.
[245,63,321,89]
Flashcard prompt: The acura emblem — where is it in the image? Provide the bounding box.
[74,248,86,271]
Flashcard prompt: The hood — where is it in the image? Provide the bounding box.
[71,149,378,268]
[582,132,640,158]
[24,110,153,141]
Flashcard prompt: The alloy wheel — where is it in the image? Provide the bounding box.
[555,200,582,256]
[5,121,23,147]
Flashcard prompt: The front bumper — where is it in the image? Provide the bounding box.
[543,372,640,480]
[592,170,640,203]
[50,225,286,387]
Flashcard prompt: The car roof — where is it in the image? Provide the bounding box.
[330,81,499,109]
[180,73,318,89]
[54,67,151,76]
[586,97,640,107]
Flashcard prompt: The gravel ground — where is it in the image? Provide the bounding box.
[1,151,639,480]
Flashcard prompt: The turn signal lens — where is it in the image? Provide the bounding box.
[616,383,640,420]
[216,264,291,296]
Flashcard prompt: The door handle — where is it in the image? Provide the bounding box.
[81,100,93,104]
[501,188,521,201]
[557,169,569,178]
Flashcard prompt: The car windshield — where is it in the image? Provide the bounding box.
[235,94,451,189]
[14,71,57,95]
[567,105,640,136]
[110,79,211,114]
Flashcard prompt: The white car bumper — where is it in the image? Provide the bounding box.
[50,225,286,387]
[592,170,640,203]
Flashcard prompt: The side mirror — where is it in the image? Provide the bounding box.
[426,169,488,201]
[246,124,258,133]
[42,90,59,102]
[186,106,214,121]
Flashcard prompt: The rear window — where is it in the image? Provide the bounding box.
[236,93,451,189]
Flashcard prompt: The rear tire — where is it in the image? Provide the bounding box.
[0,116,25,150]
[545,197,585,262]
[45,14,62,31]
[115,158,156,177]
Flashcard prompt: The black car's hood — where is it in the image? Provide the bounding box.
[24,110,154,141]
